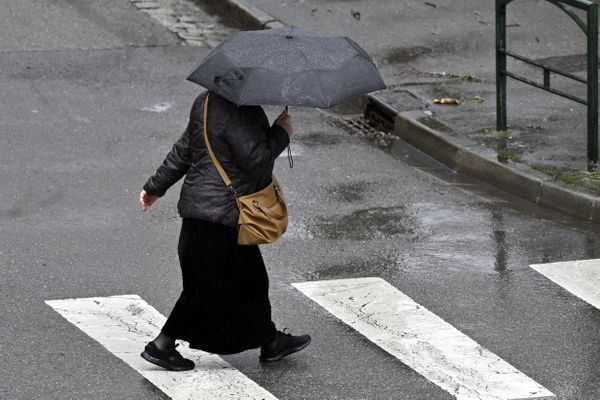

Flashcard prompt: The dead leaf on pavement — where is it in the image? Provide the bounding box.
[474,95,485,103]
[433,97,462,105]
[424,2,437,8]
[459,74,479,82]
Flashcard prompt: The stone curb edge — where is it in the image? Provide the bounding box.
[196,0,600,223]
[394,110,600,223]
[199,0,285,29]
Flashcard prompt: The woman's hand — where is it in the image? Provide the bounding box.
[139,190,159,212]
[274,110,293,138]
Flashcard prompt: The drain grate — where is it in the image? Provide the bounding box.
[324,115,379,136]
[324,114,397,147]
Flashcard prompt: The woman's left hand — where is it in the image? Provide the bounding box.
[274,110,293,138]
[139,190,159,211]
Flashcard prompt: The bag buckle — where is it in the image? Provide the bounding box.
[228,185,239,198]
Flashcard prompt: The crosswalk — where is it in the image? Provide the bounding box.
[45,295,277,400]
[45,259,600,400]
[294,278,554,400]
[530,259,600,310]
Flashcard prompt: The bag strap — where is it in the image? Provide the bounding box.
[203,94,237,196]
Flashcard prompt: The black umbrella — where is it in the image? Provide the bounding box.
[186,26,386,108]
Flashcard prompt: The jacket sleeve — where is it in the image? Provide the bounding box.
[223,108,290,175]
[143,121,193,197]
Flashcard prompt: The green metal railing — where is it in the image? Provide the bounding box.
[496,0,599,171]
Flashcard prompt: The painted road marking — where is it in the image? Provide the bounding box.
[531,258,600,309]
[45,295,277,400]
[293,277,554,400]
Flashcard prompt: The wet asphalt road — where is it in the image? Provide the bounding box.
[2,1,600,399]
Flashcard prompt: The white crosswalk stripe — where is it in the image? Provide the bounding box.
[47,276,568,400]
[293,277,555,400]
[531,259,600,309]
[45,295,278,400]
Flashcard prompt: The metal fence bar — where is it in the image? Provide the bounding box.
[587,3,598,170]
[549,0,594,10]
[503,50,588,83]
[496,0,599,171]
[504,71,588,104]
[496,0,507,131]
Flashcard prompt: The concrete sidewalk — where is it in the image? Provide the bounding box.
[199,0,600,223]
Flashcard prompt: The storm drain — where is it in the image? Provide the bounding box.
[129,0,235,47]
[324,113,397,147]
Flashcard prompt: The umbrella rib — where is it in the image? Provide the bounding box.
[296,47,329,107]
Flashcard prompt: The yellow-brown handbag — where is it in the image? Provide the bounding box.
[203,95,288,245]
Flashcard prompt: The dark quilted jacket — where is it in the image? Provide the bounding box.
[143,91,290,227]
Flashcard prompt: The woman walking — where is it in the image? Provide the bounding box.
[139,91,310,371]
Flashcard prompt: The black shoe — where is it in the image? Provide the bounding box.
[260,329,311,362]
[141,342,195,371]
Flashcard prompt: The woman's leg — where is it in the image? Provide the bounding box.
[152,332,175,351]
[140,219,194,371]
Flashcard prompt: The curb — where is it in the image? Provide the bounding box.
[199,0,285,29]
[197,0,600,223]
[394,110,600,223]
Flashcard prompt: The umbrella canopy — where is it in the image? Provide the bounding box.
[187,26,386,108]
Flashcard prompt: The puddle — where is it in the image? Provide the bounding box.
[304,257,388,280]
[383,46,432,64]
[297,131,344,147]
[314,206,421,240]
[535,53,588,73]
[303,249,407,280]
[331,181,371,202]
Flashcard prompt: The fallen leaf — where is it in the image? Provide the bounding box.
[424,2,437,8]
[474,10,481,16]
[459,74,479,82]
[433,97,462,105]
[351,9,361,20]
[474,95,485,103]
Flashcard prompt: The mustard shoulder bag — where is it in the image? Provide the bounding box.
[203,94,288,245]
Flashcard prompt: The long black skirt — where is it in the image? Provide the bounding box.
[161,218,277,355]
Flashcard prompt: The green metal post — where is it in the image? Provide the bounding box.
[587,3,598,171]
[496,0,508,131]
